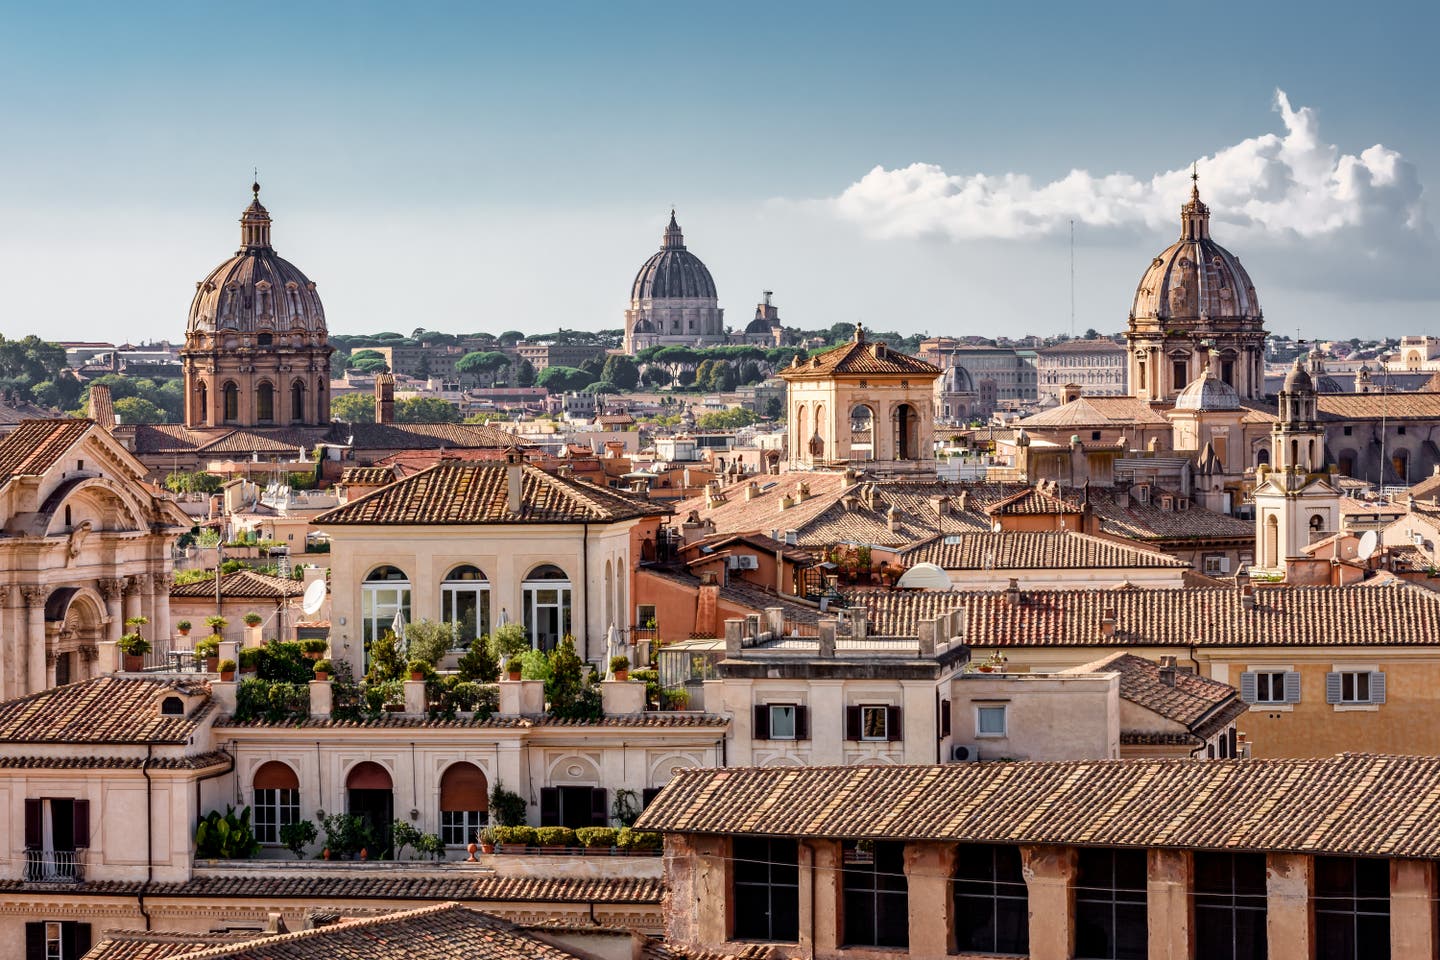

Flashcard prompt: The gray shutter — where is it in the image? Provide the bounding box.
[1283,672,1302,704]
[1370,671,1386,704]
[1325,672,1342,704]
[1239,672,1258,704]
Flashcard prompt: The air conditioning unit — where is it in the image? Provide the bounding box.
[951,743,981,763]
[728,554,760,570]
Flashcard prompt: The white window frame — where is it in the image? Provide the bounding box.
[1243,663,1297,712]
[45,922,62,960]
[975,705,1007,738]
[253,786,299,845]
[859,704,888,742]
[440,808,487,846]
[1253,671,1288,704]
[441,567,490,649]
[768,704,797,741]
[1329,663,1383,711]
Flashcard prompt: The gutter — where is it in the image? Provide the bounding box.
[139,745,153,930]
[582,522,590,660]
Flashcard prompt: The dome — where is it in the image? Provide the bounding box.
[1173,372,1240,411]
[939,365,975,393]
[1283,358,1314,393]
[629,211,718,302]
[1130,179,1261,323]
[745,314,775,334]
[186,183,327,340]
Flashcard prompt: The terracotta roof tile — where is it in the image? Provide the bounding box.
[1317,393,1440,420]
[1068,653,1239,730]
[1018,396,1169,427]
[779,333,940,381]
[901,532,1186,570]
[215,711,727,730]
[0,419,92,484]
[636,754,1440,859]
[86,933,254,960]
[170,569,304,599]
[314,463,669,525]
[0,676,212,744]
[0,750,230,770]
[338,466,397,485]
[1088,487,1254,541]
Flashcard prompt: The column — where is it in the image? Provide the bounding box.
[1147,848,1192,960]
[1021,844,1077,960]
[1266,852,1313,960]
[2,586,18,698]
[152,571,172,646]
[809,838,843,953]
[1391,859,1437,959]
[906,841,957,956]
[123,575,142,626]
[21,587,48,696]
[98,578,125,642]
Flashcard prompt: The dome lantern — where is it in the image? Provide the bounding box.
[240,181,272,251]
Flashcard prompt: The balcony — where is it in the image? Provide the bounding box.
[23,848,84,883]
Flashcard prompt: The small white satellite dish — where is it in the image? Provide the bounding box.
[1357,530,1379,562]
[301,579,327,616]
[895,562,953,591]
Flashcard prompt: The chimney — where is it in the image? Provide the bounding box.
[88,384,115,432]
[1241,583,1255,611]
[505,447,524,514]
[796,481,810,502]
[375,373,396,424]
[885,504,898,533]
[778,494,794,511]
[1158,655,1177,688]
[1100,607,1117,638]
[1005,578,1022,606]
[745,481,760,501]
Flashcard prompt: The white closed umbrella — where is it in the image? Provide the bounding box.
[604,623,622,680]
[391,610,407,655]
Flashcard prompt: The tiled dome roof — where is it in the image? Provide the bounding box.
[629,211,718,302]
[1130,179,1260,324]
[186,183,326,339]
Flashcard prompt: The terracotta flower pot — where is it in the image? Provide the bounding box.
[220,669,235,682]
[508,671,522,681]
[206,656,219,673]
[123,654,144,672]
[480,842,495,855]
[314,670,329,682]
[614,670,629,682]
[410,670,426,681]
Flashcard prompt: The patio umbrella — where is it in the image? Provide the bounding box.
[604,623,622,680]
[391,610,407,655]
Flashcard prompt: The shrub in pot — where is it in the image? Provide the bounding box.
[407,659,435,682]
[535,826,576,849]
[217,658,237,681]
[193,635,220,671]
[575,826,618,853]
[117,632,151,672]
[312,658,333,681]
[300,638,328,659]
[176,619,192,636]
[237,647,263,674]
[609,656,630,681]
[242,612,263,628]
[204,615,228,635]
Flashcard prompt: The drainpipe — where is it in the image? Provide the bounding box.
[138,744,153,930]
[582,523,590,661]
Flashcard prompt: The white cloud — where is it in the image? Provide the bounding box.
[832,90,1430,252]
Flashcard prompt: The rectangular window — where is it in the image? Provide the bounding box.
[769,704,796,740]
[440,809,487,846]
[1074,848,1147,960]
[1327,671,1385,705]
[1204,554,1230,575]
[953,843,1028,955]
[860,705,888,741]
[842,840,908,948]
[253,787,299,845]
[1255,672,1286,703]
[1241,670,1300,705]
[25,923,89,960]
[1315,856,1390,960]
[1194,852,1267,960]
[976,705,1007,737]
[732,837,799,942]
[1173,360,1188,390]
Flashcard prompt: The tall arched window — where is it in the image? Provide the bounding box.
[196,382,208,424]
[1264,515,1279,569]
[523,564,572,652]
[439,762,489,845]
[441,565,490,647]
[361,566,411,661]
[291,380,306,422]
[795,405,809,460]
[222,382,239,423]
[256,382,275,422]
[850,405,875,460]
[253,761,300,845]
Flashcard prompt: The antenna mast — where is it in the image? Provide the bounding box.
[1069,219,1076,337]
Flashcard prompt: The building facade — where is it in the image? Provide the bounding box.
[1035,338,1128,401]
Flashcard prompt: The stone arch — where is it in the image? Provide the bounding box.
[546,754,602,785]
[794,404,809,459]
[647,753,698,786]
[44,477,149,536]
[892,402,921,460]
[290,379,307,423]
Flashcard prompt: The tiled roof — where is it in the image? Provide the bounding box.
[1069,653,1238,728]
[0,419,92,484]
[982,486,1083,516]
[118,421,521,457]
[151,903,591,960]
[848,590,967,636]
[1018,396,1168,427]
[344,422,517,450]
[1407,473,1440,503]
[0,750,230,770]
[636,754,1440,859]
[1317,393,1440,421]
[215,711,728,729]
[639,566,823,628]
[1088,487,1254,541]
[86,933,253,960]
[794,481,1043,548]
[671,472,852,536]
[779,332,939,381]
[0,676,211,745]
[1035,339,1125,356]
[682,530,813,565]
[196,429,318,455]
[14,874,662,905]
[314,463,669,525]
[170,569,304,599]
[338,466,396,485]
[900,532,1187,570]
[0,398,63,427]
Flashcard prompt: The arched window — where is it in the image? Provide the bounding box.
[850,405,875,459]
[291,380,306,422]
[439,762,489,845]
[159,696,184,716]
[441,565,489,647]
[197,382,208,423]
[361,566,411,661]
[222,382,239,423]
[893,404,919,460]
[253,761,300,845]
[1256,448,1270,467]
[256,382,275,422]
[794,405,808,460]
[345,761,393,854]
[1264,515,1279,569]
[523,564,572,652]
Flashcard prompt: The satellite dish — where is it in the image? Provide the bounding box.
[301,579,327,616]
[895,562,953,591]
[1357,530,1379,562]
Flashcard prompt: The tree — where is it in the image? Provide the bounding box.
[694,359,715,389]
[365,631,406,684]
[545,637,602,721]
[536,366,596,393]
[455,351,510,385]
[697,407,760,430]
[654,346,699,379]
[705,360,736,391]
[736,360,764,385]
[498,331,526,347]
[600,355,639,390]
[578,355,605,377]
[641,366,672,388]
[0,335,68,403]
[1083,328,1101,340]
[395,397,461,423]
[402,619,455,666]
[583,381,619,394]
[113,396,165,424]
[456,636,499,682]
[764,397,783,419]
[330,392,376,423]
[514,358,536,387]
[164,471,224,495]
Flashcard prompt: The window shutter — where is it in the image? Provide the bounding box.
[1239,672,1257,704]
[1325,672,1343,704]
[752,704,770,740]
[1283,672,1302,703]
[794,705,809,741]
[1219,557,1230,573]
[1370,671,1386,704]
[72,800,90,849]
[845,706,861,741]
[641,787,661,808]
[24,800,41,849]
[24,923,42,960]
[590,788,609,827]
[940,700,952,738]
[539,788,560,826]
[73,923,92,959]
[886,706,903,742]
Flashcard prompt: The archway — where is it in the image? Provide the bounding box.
[439,762,488,845]
[1264,515,1279,568]
[345,762,393,856]
[291,380,306,422]
[45,588,106,687]
[222,382,239,423]
[522,564,572,652]
[850,405,875,460]
[253,761,299,845]
[196,382,208,425]
[893,404,920,460]
[795,405,809,461]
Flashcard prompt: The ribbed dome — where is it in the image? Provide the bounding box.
[186,184,327,339]
[1130,181,1260,324]
[1174,372,1240,411]
[629,211,718,302]
[1283,358,1315,393]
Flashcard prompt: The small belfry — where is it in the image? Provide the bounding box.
[180,181,333,428]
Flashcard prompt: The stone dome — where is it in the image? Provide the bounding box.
[939,365,975,393]
[186,184,327,340]
[629,211,718,302]
[1173,372,1240,411]
[1283,358,1315,393]
[1130,181,1261,324]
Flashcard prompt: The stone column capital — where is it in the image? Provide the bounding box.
[125,573,151,594]
[20,586,48,608]
[98,578,127,601]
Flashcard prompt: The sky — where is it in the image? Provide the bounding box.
[0,0,1436,344]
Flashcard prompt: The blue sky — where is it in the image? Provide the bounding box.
[0,0,1435,343]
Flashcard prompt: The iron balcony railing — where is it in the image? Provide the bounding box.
[23,848,83,883]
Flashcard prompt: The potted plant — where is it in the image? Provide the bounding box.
[217,658,236,682]
[609,656,630,681]
[535,826,575,853]
[176,619,192,637]
[117,632,150,672]
[506,656,523,681]
[237,647,263,675]
[576,826,618,855]
[242,612,263,628]
[408,659,435,683]
[493,825,536,854]
[476,825,497,856]
[312,658,333,682]
[204,615,228,635]
[193,635,220,672]
[300,638,328,660]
